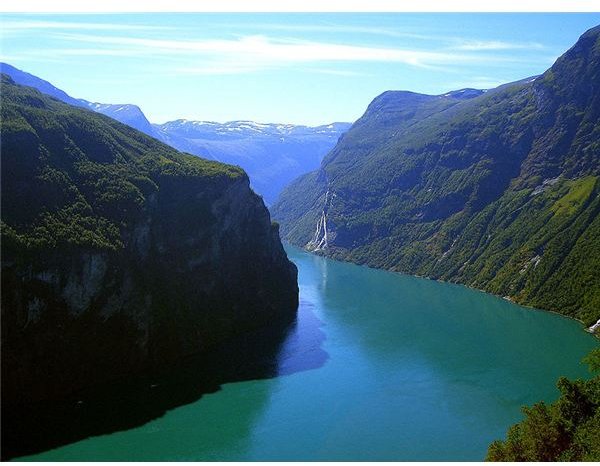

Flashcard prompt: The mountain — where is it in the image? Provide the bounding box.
[85,101,159,137]
[0,62,88,108]
[273,25,600,328]
[0,63,350,205]
[0,75,298,410]
[155,120,351,204]
[0,62,160,138]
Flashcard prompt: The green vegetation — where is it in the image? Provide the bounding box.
[1,74,298,421]
[551,176,597,216]
[0,73,244,256]
[273,25,600,326]
[487,348,600,461]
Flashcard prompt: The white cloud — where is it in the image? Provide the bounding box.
[5,25,551,77]
[305,67,370,77]
[452,39,545,51]
[177,62,267,75]
[219,22,445,41]
[446,76,509,89]
[37,32,530,74]
[0,20,171,31]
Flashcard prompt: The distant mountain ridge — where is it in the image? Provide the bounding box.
[85,101,158,138]
[155,119,351,204]
[0,63,160,138]
[155,119,349,140]
[0,62,350,204]
[273,25,600,328]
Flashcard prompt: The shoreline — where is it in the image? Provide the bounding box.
[286,243,600,339]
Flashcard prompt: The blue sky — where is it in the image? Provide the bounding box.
[1,13,599,125]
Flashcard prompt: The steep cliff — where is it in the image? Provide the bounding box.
[273,25,600,326]
[1,75,298,406]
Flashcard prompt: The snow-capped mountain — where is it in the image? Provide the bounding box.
[84,101,159,138]
[156,119,350,140]
[1,62,350,204]
[155,120,352,204]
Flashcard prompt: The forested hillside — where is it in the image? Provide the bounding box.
[273,25,600,327]
[1,74,298,409]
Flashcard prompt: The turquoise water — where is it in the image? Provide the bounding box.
[21,246,598,461]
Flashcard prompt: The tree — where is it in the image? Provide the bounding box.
[486,348,600,461]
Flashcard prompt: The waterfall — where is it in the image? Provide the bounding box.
[306,189,331,252]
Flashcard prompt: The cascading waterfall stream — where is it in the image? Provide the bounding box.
[306,187,332,252]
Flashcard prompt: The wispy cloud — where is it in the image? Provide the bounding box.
[0,20,171,32]
[452,39,545,51]
[213,22,549,51]
[177,62,267,75]
[219,22,445,41]
[446,76,509,89]
[31,32,535,75]
[305,67,371,77]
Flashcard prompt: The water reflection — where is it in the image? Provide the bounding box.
[312,250,593,385]
[277,300,329,376]
[287,245,597,459]
[3,305,329,461]
[8,247,597,461]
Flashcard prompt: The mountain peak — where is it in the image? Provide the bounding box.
[536,23,600,105]
[579,24,600,40]
[0,62,160,139]
[367,86,487,116]
[1,62,86,108]
[157,119,350,137]
[558,23,600,63]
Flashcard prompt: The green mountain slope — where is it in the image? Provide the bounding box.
[0,75,298,407]
[273,25,600,327]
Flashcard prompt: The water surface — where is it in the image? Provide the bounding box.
[20,246,598,461]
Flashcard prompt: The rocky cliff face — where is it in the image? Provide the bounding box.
[1,76,298,406]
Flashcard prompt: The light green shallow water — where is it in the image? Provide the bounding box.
[21,246,599,461]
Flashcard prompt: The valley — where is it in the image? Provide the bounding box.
[1,14,599,463]
[273,25,600,329]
